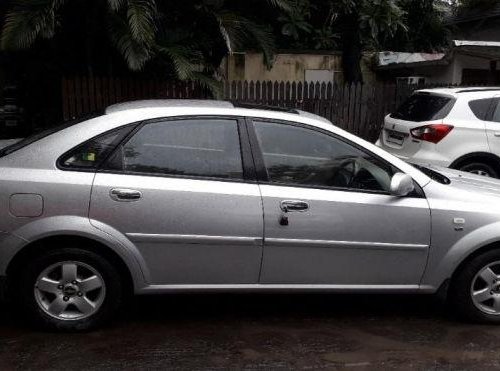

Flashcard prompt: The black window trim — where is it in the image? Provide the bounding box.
[56,122,140,172]
[97,115,258,184]
[486,97,500,123]
[468,97,497,121]
[245,117,425,198]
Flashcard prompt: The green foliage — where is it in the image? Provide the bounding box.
[454,0,498,11]
[2,0,67,49]
[359,0,407,47]
[1,0,296,92]
[278,0,312,41]
[0,0,460,86]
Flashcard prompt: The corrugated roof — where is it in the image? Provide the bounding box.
[378,52,446,67]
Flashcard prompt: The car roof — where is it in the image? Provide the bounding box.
[105,99,331,123]
[105,99,234,114]
[415,87,500,98]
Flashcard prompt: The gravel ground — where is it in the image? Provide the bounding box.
[0,293,499,370]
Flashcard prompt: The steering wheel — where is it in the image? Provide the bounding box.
[332,158,357,188]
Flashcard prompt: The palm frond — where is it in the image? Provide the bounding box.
[1,0,66,50]
[127,0,158,44]
[156,45,202,80]
[107,0,126,12]
[190,72,223,99]
[108,13,153,70]
[265,0,294,12]
[216,12,276,67]
[156,44,221,97]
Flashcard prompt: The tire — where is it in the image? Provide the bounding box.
[450,249,500,324]
[13,247,123,331]
[458,162,498,178]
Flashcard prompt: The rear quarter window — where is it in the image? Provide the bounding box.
[469,98,495,121]
[390,93,455,122]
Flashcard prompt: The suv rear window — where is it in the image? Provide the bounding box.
[390,93,454,122]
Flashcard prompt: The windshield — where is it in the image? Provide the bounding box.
[411,163,450,184]
[0,112,104,158]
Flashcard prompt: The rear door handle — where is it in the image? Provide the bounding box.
[494,132,500,137]
[110,188,142,202]
[280,200,309,212]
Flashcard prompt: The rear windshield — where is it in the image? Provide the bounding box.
[0,112,104,158]
[390,93,455,122]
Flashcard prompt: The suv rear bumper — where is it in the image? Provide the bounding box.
[376,139,452,168]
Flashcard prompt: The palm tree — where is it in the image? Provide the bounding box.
[1,0,294,89]
[2,0,158,71]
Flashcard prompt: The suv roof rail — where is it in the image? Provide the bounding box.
[231,102,300,114]
[455,88,500,93]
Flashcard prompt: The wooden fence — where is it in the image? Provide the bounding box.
[62,76,420,141]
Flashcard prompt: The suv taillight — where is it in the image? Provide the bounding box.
[410,124,453,144]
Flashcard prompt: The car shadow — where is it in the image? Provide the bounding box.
[0,293,449,329]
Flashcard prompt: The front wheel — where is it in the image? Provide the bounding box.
[14,248,124,331]
[450,250,500,323]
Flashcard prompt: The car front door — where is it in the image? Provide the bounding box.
[249,119,431,286]
[89,116,263,285]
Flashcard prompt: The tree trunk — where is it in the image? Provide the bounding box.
[341,12,363,83]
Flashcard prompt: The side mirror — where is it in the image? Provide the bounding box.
[390,173,415,197]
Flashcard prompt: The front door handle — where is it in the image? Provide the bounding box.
[110,188,142,202]
[494,132,500,137]
[280,200,309,212]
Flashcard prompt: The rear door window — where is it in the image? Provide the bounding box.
[105,117,244,180]
[390,93,454,122]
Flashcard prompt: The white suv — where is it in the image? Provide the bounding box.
[376,87,500,177]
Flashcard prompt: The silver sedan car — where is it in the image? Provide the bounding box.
[1,100,500,331]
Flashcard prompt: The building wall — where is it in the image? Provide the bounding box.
[382,53,499,85]
[425,53,498,84]
[224,52,377,83]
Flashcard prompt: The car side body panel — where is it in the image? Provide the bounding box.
[5,102,500,297]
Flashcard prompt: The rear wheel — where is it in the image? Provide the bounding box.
[450,249,500,323]
[458,162,498,178]
[14,248,123,331]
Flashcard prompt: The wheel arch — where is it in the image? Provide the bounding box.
[422,221,500,293]
[450,152,500,173]
[450,240,500,283]
[6,234,135,297]
[1,216,149,292]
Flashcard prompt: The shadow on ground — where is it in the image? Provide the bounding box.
[0,294,498,370]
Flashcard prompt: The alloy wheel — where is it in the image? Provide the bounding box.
[34,261,106,320]
[471,261,500,315]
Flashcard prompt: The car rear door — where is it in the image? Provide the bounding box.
[249,119,431,286]
[89,116,264,285]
